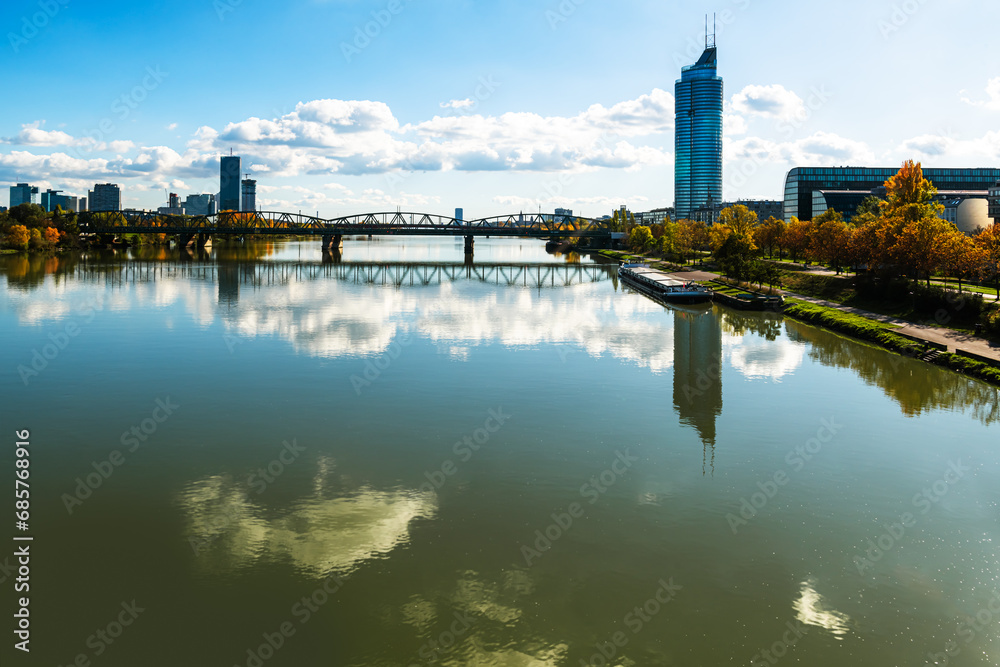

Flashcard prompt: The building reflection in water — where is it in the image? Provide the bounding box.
[671,305,723,475]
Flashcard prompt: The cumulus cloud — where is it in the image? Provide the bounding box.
[961,77,1000,111]
[731,84,806,121]
[727,131,876,167]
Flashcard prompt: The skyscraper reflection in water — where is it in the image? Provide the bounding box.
[672,306,723,475]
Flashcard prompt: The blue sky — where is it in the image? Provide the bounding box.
[3,0,999,217]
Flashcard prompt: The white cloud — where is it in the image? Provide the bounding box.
[166,122,179,131]
[441,99,475,110]
[731,85,806,121]
[961,77,1000,111]
[727,131,876,167]
[724,113,748,136]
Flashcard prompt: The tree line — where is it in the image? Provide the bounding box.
[621,160,1000,296]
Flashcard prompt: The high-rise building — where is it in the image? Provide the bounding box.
[220,155,241,211]
[240,178,256,212]
[674,31,723,222]
[9,183,39,207]
[455,207,464,222]
[88,183,121,212]
[40,189,84,213]
[41,189,63,212]
[184,194,216,217]
[158,193,185,216]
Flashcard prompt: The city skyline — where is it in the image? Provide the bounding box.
[2,0,1000,217]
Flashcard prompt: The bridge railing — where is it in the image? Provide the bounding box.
[80,210,616,237]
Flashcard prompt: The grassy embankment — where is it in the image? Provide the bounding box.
[781,271,1000,339]
[784,300,1000,387]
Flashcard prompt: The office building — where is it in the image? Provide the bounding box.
[783,167,1000,222]
[220,155,241,211]
[674,33,723,222]
[940,195,990,235]
[634,207,675,225]
[10,183,39,207]
[88,183,121,212]
[184,194,216,217]
[240,178,256,212]
[158,193,185,216]
[989,182,1000,225]
[455,207,464,222]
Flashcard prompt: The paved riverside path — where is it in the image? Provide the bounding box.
[663,267,1000,364]
[778,292,1000,363]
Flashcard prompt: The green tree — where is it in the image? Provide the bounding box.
[626,225,655,253]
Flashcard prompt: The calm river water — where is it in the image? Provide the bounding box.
[1,238,997,666]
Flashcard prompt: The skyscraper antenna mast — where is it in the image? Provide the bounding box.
[706,13,716,49]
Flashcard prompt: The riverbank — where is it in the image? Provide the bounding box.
[783,300,1000,387]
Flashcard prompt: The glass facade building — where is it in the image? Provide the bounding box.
[674,46,723,221]
[783,167,1000,222]
[220,155,241,212]
[9,183,38,207]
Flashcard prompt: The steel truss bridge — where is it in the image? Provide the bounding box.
[71,260,616,290]
[81,210,617,246]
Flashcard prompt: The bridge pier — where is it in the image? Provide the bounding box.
[321,245,343,264]
[464,235,474,253]
[177,233,195,248]
[196,234,211,248]
[321,234,343,250]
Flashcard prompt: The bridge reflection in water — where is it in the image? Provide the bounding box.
[71,259,617,295]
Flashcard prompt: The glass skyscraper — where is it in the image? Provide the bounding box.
[674,45,723,221]
[220,155,241,212]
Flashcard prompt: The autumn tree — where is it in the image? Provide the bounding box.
[754,216,786,259]
[717,204,759,243]
[709,223,733,255]
[4,224,29,250]
[974,224,1000,298]
[809,209,853,274]
[43,227,61,246]
[939,229,983,293]
[783,217,811,263]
